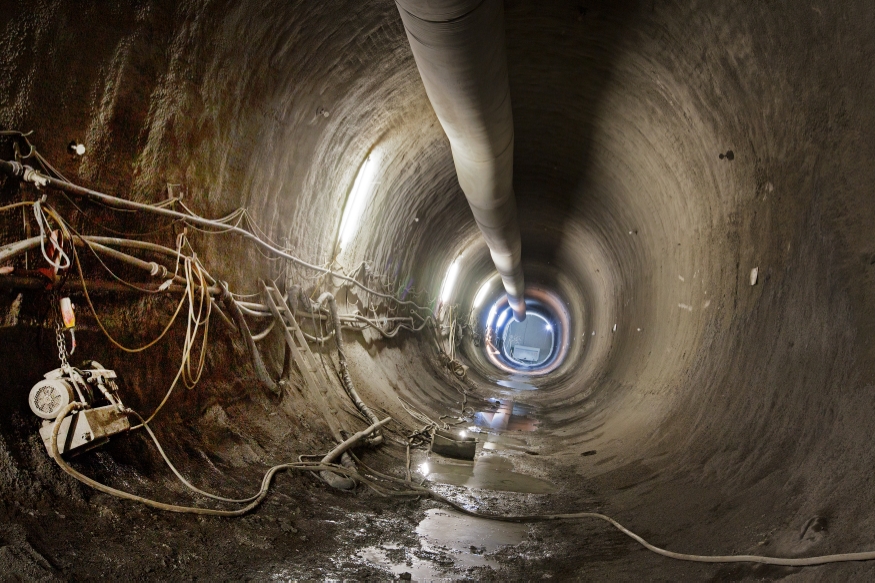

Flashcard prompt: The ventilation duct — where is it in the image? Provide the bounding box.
[396,0,526,320]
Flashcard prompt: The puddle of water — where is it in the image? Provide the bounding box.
[417,508,528,570]
[497,379,538,391]
[474,399,538,432]
[356,544,450,581]
[481,433,529,447]
[427,454,556,494]
[481,433,538,455]
[355,509,528,580]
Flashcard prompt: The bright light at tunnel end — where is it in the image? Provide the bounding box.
[479,287,571,376]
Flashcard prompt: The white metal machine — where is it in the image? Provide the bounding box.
[29,361,130,456]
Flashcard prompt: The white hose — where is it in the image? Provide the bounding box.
[48,403,875,566]
[33,200,71,271]
[50,404,386,516]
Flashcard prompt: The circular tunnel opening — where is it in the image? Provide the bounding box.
[501,311,554,366]
[479,287,571,376]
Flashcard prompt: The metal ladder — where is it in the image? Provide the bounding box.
[260,281,345,442]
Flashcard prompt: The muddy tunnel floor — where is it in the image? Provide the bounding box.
[0,409,770,582]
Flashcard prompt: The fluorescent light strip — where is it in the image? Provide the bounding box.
[495,308,509,329]
[439,256,462,303]
[472,276,494,308]
[338,150,381,251]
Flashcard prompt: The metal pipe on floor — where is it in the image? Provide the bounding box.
[395,0,526,320]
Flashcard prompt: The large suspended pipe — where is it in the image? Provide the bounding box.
[395,0,526,320]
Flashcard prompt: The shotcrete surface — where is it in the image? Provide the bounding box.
[1,0,875,580]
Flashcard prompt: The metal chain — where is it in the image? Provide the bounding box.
[50,290,70,369]
[55,323,70,369]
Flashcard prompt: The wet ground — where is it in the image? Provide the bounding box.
[355,508,529,580]
[4,371,867,581]
[0,381,593,582]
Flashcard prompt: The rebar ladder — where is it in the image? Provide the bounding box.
[260,281,344,442]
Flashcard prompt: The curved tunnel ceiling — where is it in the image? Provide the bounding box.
[2,0,875,579]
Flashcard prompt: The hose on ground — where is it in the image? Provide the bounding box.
[50,403,388,515]
[50,403,875,566]
[352,456,875,568]
[317,418,393,491]
[318,452,358,491]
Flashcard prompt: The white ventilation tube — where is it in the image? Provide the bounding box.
[396,0,526,320]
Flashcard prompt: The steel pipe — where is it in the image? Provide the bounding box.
[395,0,526,320]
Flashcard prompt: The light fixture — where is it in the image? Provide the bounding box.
[495,308,509,329]
[439,255,462,304]
[337,150,381,251]
[472,277,494,308]
[486,303,499,327]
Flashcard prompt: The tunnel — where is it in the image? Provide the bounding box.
[2,0,875,579]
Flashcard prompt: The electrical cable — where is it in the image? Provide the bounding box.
[63,218,168,294]
[0,201,35,213]
[181,257,211,388]
[137,350,186,427]
[32,200,71,271]
[250,319,276,341]
[314,291,383,446]
[70,233,188,353]
[46,206,216,372]
[51,401,875,566]
[50,404,388,516]
[0,159,431,313]
[0,130,35,160]
[4,144,430,334]
[131,411,260,504]
[60,191,180,237]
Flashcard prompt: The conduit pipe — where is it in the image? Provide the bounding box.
[395,0,526,320]
[312,291,384,446]
[219,283,282,396]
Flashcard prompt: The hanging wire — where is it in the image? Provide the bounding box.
[32,200,71,271]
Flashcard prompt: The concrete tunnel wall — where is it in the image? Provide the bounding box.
[1,0,875,579]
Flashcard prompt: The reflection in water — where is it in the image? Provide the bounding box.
[355,509,528,579]
[474,399,538,432]
[356,544,449,581]
[427,455,555,494]
[417,508,528,570]
[497,379,538,391]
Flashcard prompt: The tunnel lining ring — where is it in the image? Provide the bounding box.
[478,287,571,376]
